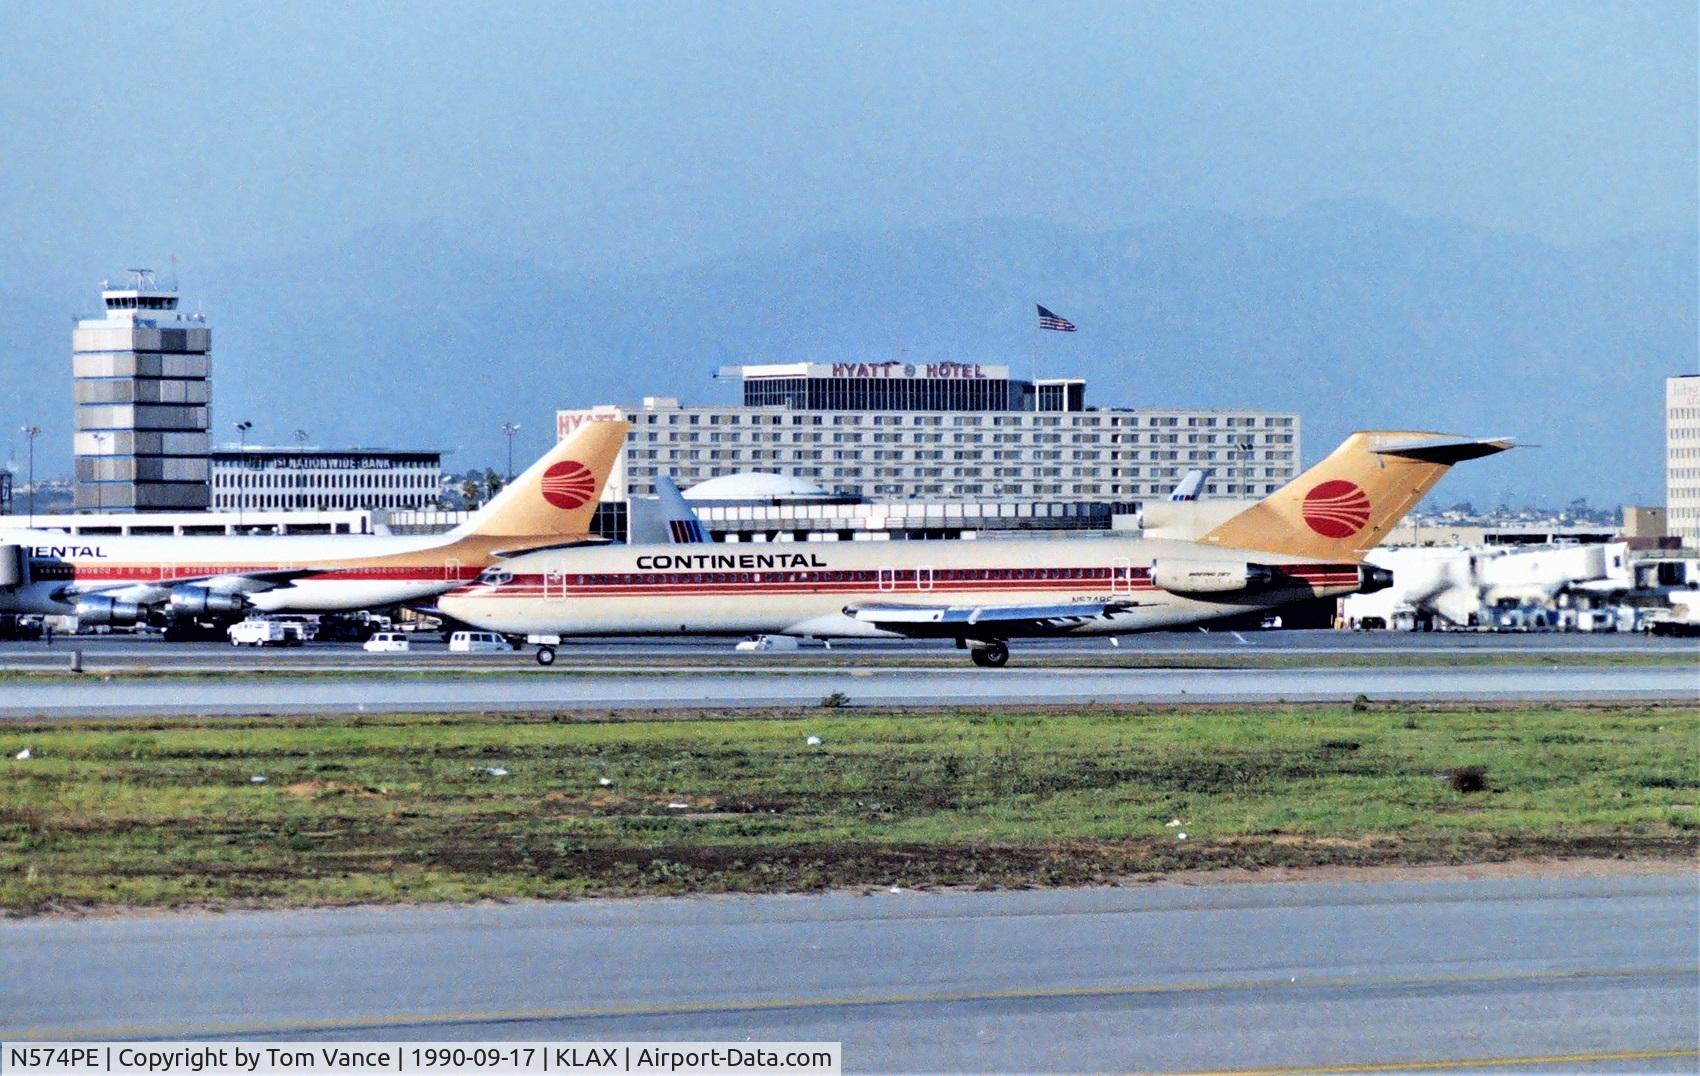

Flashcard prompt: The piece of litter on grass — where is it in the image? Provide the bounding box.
[250,775,268,784]
[13,748,31,761]
[1176,832,1188,841]
[1166,818,1182,827]
[667,802,689,810]
[806,736,823,746]
[888,886,902,894]
[472,766,509,777]
[598,777,613,786]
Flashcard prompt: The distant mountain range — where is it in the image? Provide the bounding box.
[5,200,1693,507]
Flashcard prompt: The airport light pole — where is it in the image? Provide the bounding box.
[234,421,254,528]
[20,426,39,526]
[501,422,520,482]
[90,432,107,513]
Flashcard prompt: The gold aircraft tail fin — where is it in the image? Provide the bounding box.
[452,419,630,542]
[1199,431,1512,561]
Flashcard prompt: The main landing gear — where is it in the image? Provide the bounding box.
[968,640,1009,668]
[535,645,557,666]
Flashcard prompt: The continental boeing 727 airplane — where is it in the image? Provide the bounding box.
[0,419,629,630]
[441,431,1511,666]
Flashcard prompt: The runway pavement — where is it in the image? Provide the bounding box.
[1,629,1693,673]
[1,662,1695,717]
[3,872,1694,1072]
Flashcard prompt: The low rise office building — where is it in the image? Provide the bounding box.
[210,447,442,512]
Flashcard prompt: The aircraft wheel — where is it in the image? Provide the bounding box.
[535,645,557,667]
[969,641,1009,668]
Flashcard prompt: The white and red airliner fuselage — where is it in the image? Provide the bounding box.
[441,536,1376,664]
[0,529,491,618]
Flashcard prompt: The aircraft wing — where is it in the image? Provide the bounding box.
[186,569,326,592]
[58,568,322,602]
[843,599,1135,637]
[489,537,612,558]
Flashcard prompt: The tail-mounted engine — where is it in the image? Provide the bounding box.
[1150,559,1274,595]
[1358,564,1394,594]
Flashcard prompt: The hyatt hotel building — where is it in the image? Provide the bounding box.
[558,363,1300,541]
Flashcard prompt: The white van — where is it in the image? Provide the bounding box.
[449,630,510,653]
[362,632,411,653]
[228,619,300,647]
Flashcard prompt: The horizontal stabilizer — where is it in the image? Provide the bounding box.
[1371,435,1515,464]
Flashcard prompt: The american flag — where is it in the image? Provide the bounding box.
[1037,305,1077,332]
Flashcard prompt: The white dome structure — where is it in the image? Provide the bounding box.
[682,471,845,504]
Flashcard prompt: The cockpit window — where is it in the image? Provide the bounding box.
[478,568,513,587]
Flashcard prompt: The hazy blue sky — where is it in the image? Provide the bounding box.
[0,2,1694,501]
[2,1,1693,281]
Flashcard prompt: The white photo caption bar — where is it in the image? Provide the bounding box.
[1,1042,841,1076]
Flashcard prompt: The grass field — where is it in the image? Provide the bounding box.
[1,702,1695,914]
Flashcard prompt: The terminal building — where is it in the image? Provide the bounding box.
[210,447,443,512]
[71,273,212,512]
[558,363,1300,542]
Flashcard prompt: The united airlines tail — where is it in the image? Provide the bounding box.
[1199,431,1512,561]
[1167,469,1208,502]
[655,473,711,544]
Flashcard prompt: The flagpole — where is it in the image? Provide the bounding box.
[1033,305,1079,410]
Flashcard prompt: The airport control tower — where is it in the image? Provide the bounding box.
[71,271,212,512]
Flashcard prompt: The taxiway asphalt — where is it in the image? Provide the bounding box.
[1,629,1693,672]
[3,872,1694,1072]
[0,662,1695,718]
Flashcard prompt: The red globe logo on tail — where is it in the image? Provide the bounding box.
[540,460,597,510]
[1302,480,1371,538]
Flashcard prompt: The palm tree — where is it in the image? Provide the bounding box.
[459,476,483,511]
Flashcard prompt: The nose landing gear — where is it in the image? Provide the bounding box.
[968,640,1009,668]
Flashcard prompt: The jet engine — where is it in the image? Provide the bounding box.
[74,595,144,626]
[168,586,247,617]
[0,544,28,588]
[1358,564,1394,594]
[1150,559,1273,595]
